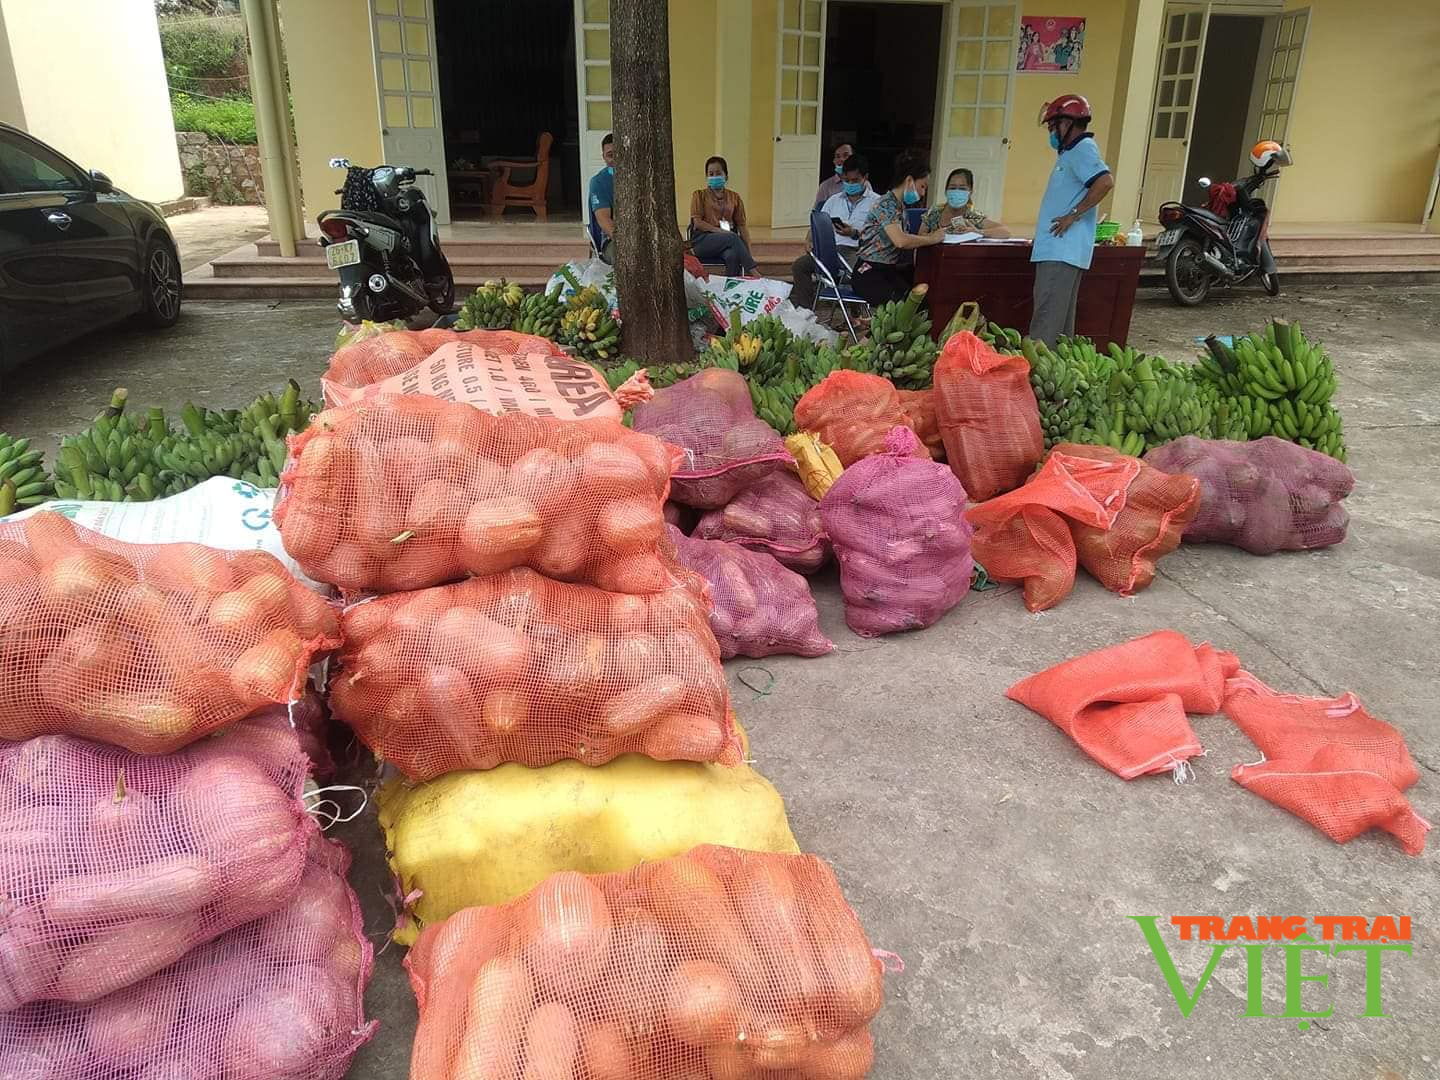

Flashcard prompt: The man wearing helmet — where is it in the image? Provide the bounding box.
[1029,94,1116,346]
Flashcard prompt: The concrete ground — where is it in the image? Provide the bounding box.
[168,203,270,272]
[0,285,1436,1079]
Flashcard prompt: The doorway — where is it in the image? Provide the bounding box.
[1182,14,1263,204]
[822,2,945,192]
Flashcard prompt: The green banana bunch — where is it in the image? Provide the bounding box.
[0,432,54,511]
[566,284,608,312]
[1026,337,1104,449]
[511,286,566,340]
[721,312,795,385]
[865,284,937,389]
[979,321,1024,354]
[55,389,160,502]
[1071,407,1146,457]
[457,279,520,330]
[839,341,875,374]
[603,358,698,392]
[560,303,622,363]
[749,375,806,435]
[794,342,842,386]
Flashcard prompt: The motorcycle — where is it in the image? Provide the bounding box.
[1154,149,1290,306]
[317,157,454,323]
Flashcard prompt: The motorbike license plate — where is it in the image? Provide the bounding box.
[1155,228,1182,248]
[325,240,361,269]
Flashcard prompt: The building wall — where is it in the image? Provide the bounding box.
[668,0,719,228]
[0,0,182,202]
[747,0,779,229]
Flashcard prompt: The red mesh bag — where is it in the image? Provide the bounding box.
[668,526,832,660]
[1057,443,1200,595]
[404,846,888,1080]
[897,388,945,459]
[0,514,340,753]
[322,327,560,404]
[1143,435,1353,555]
[932,331,1044,501]
[1224,673,1429,854]
[964,450,1140,611]
[275,394,685,596]
[693,470,830,574]
[792,370,929,467]
[329,567,739,776]
[819,427,972,637]
[0,833,375,1079]
[0,714,317,1010]
[1007,631,1239,780]
[632,369,793,509]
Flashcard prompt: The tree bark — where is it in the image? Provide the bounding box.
[610,0,691,364]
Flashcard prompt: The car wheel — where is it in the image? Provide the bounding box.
[141,238,183,327]
[1164,237,1210,307]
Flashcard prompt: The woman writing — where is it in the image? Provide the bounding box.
[851,149,944,306]
[920,168,1010,238]
[689,156,759,276]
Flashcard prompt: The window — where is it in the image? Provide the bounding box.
[0,132,85,196]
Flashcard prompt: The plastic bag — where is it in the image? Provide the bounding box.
[0,833,374,1079]
[668,526,831,659]
[693,470,830,574]
[329,567,738,778]
[932,331,1043,501]
[774,299,841,347]
[793,371,929,467]
[897,388,945,459]
[0,514,340,753]
[546,259,618,309]
[1006,631,1238,780]
[1143,435,1353,554]
[275,394,686,595]
[964,450,1140,612]
[1057,443,1201,595]
[334,317,407,351]
[785,432,844,501]
[377,737,799,942]
[404,846,886,1080]
[0,713,316,1009]
[631,369,793,509]
[820,427,973,636]
[1225,672,1428,854]
[693,275,794,332]
[322,327,560,405]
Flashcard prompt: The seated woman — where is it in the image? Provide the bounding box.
[921,168,1010,238]
[852,149,944,307]
[689,156,759,276]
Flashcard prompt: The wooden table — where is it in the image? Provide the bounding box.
[915,242,1146,349]
[448,169,493,214]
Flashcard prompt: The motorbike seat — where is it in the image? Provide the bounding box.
[1186,207,1229,228]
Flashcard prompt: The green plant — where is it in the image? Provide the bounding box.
[158,15,249,85]
[170,94,258,144]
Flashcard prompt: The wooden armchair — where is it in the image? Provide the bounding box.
[486,132,553,219]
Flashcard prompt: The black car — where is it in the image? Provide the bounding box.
[0,123,182,374]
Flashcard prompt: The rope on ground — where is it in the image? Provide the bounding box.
[736,666,775,696]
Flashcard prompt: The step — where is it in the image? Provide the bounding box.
[255,238,591,260]
[211,253,576,280]
[1137,264,1440,287]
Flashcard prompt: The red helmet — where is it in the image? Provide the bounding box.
[1040,94,1092,125]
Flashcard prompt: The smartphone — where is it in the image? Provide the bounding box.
[830,217,846,228]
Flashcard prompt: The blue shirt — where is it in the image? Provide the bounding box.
[588,168,614,221]
[1032,133,1111,270]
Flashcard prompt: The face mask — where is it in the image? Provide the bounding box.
[606,165,615,176]
[835,163,845,175]
[842,180,864,197]
[1049,131,1062,151]
[707,175,726,190]
[946,189,970,209]
[901,183,920,206]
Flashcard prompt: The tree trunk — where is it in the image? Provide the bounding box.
[610,0,691,364]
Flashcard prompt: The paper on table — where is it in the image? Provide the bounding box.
[943,231,984,244]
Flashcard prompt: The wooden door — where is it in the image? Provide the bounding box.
[574,0,613,214]
[936,1,1019,220]
[370,0,450,223]
[1139,3,1209,223]
[771,0,827,228]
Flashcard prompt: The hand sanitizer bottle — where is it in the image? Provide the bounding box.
[1127,220,1145,247]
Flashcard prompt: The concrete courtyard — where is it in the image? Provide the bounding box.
[0,284,1435,1079]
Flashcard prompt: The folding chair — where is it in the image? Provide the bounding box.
[809,209,869,343]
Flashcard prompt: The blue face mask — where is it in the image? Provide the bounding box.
[901,184,920,206]
[842,180,864,197]
[835,163,845,175]
[606,165,615,176]
[946,189,970,209]
[707,175,726,190]
[1049,131,1062,151]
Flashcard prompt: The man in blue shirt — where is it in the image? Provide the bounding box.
[1030,95,1115,346]
[588,133,616,264]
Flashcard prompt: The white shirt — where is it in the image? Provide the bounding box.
[820,187,880,249]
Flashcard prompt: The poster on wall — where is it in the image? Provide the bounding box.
[1016,16,1086,73]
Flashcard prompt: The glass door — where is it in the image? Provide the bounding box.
[370,0,449,223]
[935,1,1019,220]
[771,0,827,228]
[1139,3,1209,223]
[573,0,612,214]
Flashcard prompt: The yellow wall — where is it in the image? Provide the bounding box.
[0,0,182,202]
[747,0,779,229]
[1276,0,1440,223]
[668,0,719,227]
[279,0,383,220]
[0,10,23,130]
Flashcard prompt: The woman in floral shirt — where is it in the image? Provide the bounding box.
[852,149,945,306]
[920,168,1010,237]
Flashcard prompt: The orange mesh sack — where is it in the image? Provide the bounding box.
[632,369,793,509]
[932,331,1043,501]
[0,514,341,753]
[1225,673,1429,854]
[897,388,945,459]
[404,846,888,1080]
[1007,631,1239,779]
[322,327,560,404]
[792,371,929,467]
[275,394,684,595]
[963,450,1140,611]
[329,567,739,776]
[1056,443,1200,595]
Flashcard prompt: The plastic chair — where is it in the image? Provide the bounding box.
[904,206,925,234]
[809,209,869,343]
[487,132,553,219]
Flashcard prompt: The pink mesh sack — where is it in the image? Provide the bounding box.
[932,331,1044,501]
[1143,435,1353,555]
[667,526,832,660]
[0,714,316,1010]
[405,846,888,1080]
[693,470,830,574]
[819,427,973,637]
[329,567,739,777]
[0,834,375,1080]
[0,514,341,753]
[1225,673,1429,854]
[793,371,929,467]
[275,394,685,596]
[632,369,793,509]
[322,327,560,405]
[1007,631,1239,780]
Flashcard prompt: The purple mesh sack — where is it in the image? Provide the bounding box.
[1143,436,1353,555]
[819,426,974,637]
[632,368,792,508]
[0,834,375,1080]
[0,714,315,1010]
[693,469,830,573]
[667,526,832,659]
